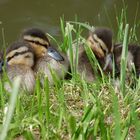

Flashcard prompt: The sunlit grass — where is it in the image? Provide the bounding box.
[0,12,140,140]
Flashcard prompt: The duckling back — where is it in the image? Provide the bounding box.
[114,43,140,77]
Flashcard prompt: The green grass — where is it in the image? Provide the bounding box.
[0,11,140,140]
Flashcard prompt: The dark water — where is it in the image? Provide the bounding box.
[0,0,140,45]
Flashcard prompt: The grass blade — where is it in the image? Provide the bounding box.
[120,24,129,96]
[0,77,21,140]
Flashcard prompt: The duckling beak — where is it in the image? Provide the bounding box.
[47,47,64,61]
[103,54,113,71]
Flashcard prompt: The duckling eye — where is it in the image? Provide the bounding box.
[14,52,19,56]
[50,49,55,53]
[25,55,30,58]
[93,38,98,43]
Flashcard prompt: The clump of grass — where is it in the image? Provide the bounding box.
[115,2,139,43]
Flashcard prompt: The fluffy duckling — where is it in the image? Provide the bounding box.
[21,28,69,85]
[114,43,140,77]
[71,27,114,82]
[86,27,113,73]
[5,41,35,93]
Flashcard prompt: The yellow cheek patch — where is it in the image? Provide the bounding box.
[29,42,47,58]
[8,52,34,67]
[6,46,29,59]
[8,57,26,66]
[8,59,17,65]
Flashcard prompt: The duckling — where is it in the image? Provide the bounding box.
[5,41,35,93]
[113,43,140,77]
[70,27,114,82]
[86,27,114,73]
[21,28,69,85]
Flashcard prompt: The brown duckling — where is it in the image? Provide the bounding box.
[113,43,140,77]
[21,28,69,85]
[86,27,113,73]
[70,27,114,82]
[5,41,35,93]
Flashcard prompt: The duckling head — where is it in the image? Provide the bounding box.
[6,41,34,67]
[87,27,113,72]
[87,27,113,58]
[22,28,64,61]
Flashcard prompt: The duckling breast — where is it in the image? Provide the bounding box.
[34,55,69,85]
[6,65,35,93]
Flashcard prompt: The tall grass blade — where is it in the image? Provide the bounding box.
[44,77,50,137]
[69,21,95,31]
[84,42,105,83]
[0,77,21,140]
[36,75,42,120]
[120,24,129,96]
[113,92,121,140]
[65,23,75,78]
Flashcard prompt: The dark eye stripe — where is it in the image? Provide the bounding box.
[92,36,107,55]
[25,55,31,58]
[7,50,29,62]
[24,39,49,48]
[92,36,98,43]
